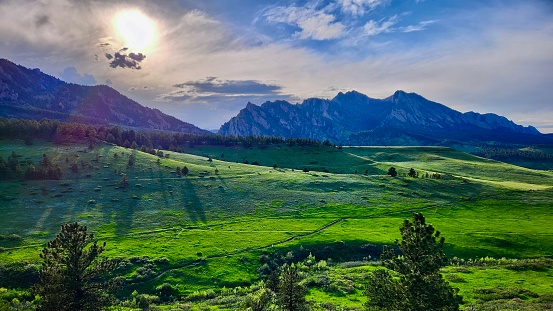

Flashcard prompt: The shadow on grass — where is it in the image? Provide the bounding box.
[155,161,170,209]
[180,178,206,223]
[267,239,388,263]
[113,192,140,237]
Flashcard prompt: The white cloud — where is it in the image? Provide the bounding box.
[264,4,346,40]
[338,0,389,16]
[363,17,435,36]
[363,15,398,36]
[399,20,436,33]
[1,0,552,132]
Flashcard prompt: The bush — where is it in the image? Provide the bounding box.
[445,274,466,283]
[473,286,539,301]
[0,262,40,288]
[156,283,180,302]
[505,258,553,271]
[188,289,217,301]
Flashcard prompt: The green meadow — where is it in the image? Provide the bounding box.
[1,140,553,308]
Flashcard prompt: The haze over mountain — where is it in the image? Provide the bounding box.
[219,90,548,145]
[0,59,209,134]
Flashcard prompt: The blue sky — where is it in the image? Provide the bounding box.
[1,0,552,132]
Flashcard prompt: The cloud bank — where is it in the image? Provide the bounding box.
[0,0,551,132]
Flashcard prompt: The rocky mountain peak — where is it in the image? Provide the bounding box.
[386,90,423,104]
[219,90,547,145]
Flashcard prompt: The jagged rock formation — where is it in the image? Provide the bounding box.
[219,90,545,145]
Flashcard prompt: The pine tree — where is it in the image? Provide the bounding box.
[365,213,462,311]
[277,264,307,311]
[32,223,121,311]
[119,174,129,189]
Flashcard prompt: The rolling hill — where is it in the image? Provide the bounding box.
[1,136,553,308]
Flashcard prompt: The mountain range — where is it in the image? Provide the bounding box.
[1,58,550,146]
[0,59,209,134]
[219,90,550,145]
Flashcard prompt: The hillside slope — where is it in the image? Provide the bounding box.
[0,59,210,134]
[1,140,553,307]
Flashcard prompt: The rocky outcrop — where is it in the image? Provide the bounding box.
[219,90,544,145]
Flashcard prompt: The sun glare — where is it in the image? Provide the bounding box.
[115,9,156,53]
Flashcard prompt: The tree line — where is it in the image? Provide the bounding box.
[473,147,553,161]
[0,117,333,152]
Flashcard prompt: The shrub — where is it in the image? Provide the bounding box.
[156,283,179,302]
[445,274,466,283]
[505,258,553,271]
[473,286,539,302]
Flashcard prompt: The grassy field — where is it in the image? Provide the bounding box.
[1,139,553,308]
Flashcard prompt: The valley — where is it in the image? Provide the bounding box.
[1,138,553,309]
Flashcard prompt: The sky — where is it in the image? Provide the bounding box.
[1,0,552,132]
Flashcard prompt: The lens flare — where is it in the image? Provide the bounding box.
[115,9,156,52]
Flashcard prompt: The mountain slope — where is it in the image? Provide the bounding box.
[0,59,209,134]
[219,90,546,145]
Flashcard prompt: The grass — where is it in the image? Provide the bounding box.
[1,139,553,306]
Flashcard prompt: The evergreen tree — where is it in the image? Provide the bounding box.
[127,154,135,167]
[408,168,417,178]
[32,223,121,311]
[40,154,52,168]
[387,167,397,177]
[365,213,462,311]
[277,264,307,311]
[266,270,280,294]
[119,174,129,189]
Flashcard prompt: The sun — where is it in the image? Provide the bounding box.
[114,9,156,53]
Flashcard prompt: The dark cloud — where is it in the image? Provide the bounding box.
[58,67,97,86]
[157,77,295,107]
[128,85,153,91]
[34,15,49,28]
[172,77,282,95]
[128,52,146,62]
[106,48,146,70]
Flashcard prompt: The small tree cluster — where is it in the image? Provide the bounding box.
[1,152,63,180]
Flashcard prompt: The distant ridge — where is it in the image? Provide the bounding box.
[0,59,210,134]
[219,90,548,145]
